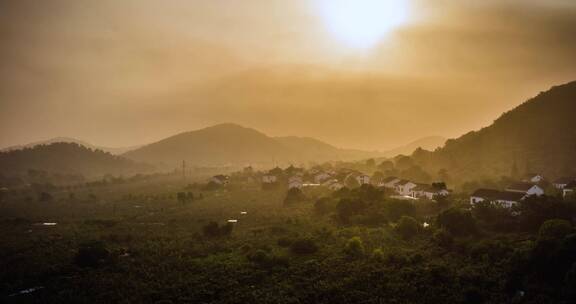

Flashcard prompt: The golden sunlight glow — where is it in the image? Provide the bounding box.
[314,0,410,49]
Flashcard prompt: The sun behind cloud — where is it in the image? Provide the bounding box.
[313,0,410,50]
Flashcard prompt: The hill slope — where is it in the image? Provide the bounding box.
[414,81,576,180]
[0,142,152,177]
[381,136,446,158]
[2,137,141,155]
[124,124,383,167]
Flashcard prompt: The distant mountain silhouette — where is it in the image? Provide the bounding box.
[2,137,140,155]
[0,142,152,177]
[380,136,446,158]
[123,123,383,167]
[413,81,576,180]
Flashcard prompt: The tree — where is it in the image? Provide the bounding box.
[344,237,365,259]
[202,221,234,238]
[290,238,318,255]
[382,199,416,222]
[344,175,360,189]
[538,219,573,241]
[284,188,306,206]
[314,197,333,215]
[437,208,477,236]
[366,158,376,168]
[395,216,419,240]
[39,192,53,202]
[378,160,394,172]
[336,199,367,223]
[395,155,414,171]
[74,241,111,268]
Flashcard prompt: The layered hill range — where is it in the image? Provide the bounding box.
[123,123,386,167]
[412,81,576,180]
[0,124,441,177]
[2,80,574,179]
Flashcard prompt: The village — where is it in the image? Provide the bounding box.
[208,166,576,208]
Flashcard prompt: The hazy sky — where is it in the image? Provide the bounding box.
[1,0,575,150]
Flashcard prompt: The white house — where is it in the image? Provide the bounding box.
[522,173,544,184]
[563,182,576,198]
[288,176,303,189]
[355,174,371,185]
[382,177,401,189]
[411,184,450,200]
[324,179,344,191]
[505,182,544,197]
[395,180,417,196]
[554,177,575,189]
[470,188,526,208]
[314,172,332,184]
[210,175,230,185]
[262,175,277,184]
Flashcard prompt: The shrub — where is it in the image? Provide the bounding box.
[437,208,477,236]
[314,197,333,215]
[277,237,293,248]
[202,221,234,238]
[343,237,365,259]
[284,188,306,206]
[74,241,111,268]
[290,238,318,255]
[433,229,454,248]
[382,199,416,222]
[372,248,385,262]
[538,219,573,241]
[395,216,419,240]
[247,250,289,269]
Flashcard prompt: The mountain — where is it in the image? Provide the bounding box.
[412,81,576,181]
[1,137,141,155]
[123,123,383,167]
[381,136,447,158]
[274,136,382,161]
[0,142,152,177]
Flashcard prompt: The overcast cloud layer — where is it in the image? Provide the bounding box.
[1,0,575,150]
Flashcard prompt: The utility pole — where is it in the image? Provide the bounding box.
[182,160,186,182]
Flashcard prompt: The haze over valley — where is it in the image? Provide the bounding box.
[1,1,576,303]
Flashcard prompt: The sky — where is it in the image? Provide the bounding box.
[1,0,575,151]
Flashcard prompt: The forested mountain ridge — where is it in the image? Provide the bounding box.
[0,142,152,177]
[123,123,383,167]
[413,81,576,181]
[1,137,141,155]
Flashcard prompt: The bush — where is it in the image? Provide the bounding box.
[290,238,318,255]
[74,241,111,268]
[314,197,333,215]
[372,248,385,262]
[437,208,477,236]
[433,229,454,248]
[284,188,306,206]
[382,199,416,222]
[538,219,573,241]
[395,216,419,240]
[202,221,234,238]
[277,237,293,248]
[343,237,365,259]
[246,250,289,268]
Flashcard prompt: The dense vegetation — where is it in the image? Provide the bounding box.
[1,173,576,303]
[413,81,576,181]
[0,143,152,177]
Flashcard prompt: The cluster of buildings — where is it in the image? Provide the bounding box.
[372,176,450,200]
[260,167,450,200]
[469,174,576,208]
[210,169,576,207]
